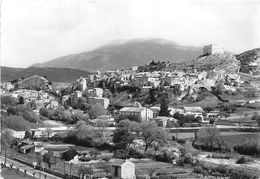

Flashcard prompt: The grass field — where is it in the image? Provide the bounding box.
[222,132,260,151]
[1,168,33,179]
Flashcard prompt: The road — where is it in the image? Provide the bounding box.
[0,156,62,179]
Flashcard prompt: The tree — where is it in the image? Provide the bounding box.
[45,128,53,139]
[18,96,25,104]
[39,108,49,117]
[251,113,260,127]
[1,96,17,107]
[1,130,13,165]
[159,98,170,116]
[196,126,225,151]
[2,115,30,131]
[88,103,107,119]
[140,121,168,153]
[98,161,111,176]
[113,119,140,150]
[24,131,32,139]
[7,107,16,115]
[43,153,56,169]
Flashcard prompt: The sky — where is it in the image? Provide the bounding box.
[1,0,260,68]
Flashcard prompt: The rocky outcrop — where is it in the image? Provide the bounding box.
[236,48,260,75]
[193,54,240,81]
[16,75,52,91]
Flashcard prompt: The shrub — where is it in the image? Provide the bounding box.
[214,164,230,176]
[236,156,254,164]
[96,143,115,151]
[129,149,147,159]
[79,156,91,162]
[193,166,204,174]
[230,169,258,179]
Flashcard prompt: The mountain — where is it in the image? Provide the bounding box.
[32,38,202,72]
[1,66,90,82]
[235,48,260,75]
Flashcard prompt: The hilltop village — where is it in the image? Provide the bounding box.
[1,45,260,179]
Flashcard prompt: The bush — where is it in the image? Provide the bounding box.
[95,143,115,151]
[230,169,258,179]
[214,164,230,176]
[79,156,91,162]
[155,151,175,163]
[128,149,147,159]
[177,153,193,166]
[193,166,204,174]
[236,156,254,164]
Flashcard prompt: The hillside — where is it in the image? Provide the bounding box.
[1,66,90,82]
[236,48,260,75]
[32,38,202,72]
[193,54,240,75]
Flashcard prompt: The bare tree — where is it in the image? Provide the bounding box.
[1,130,13,165]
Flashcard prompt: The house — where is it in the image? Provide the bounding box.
[153,116,178,128]
[119,107,153,122]
[19,145,34,154]
[183,107,204,113]
[89,97,110,109]
[34,142,44,153]
[111,159,135,179]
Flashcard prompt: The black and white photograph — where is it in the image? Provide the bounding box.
[1,0,260,178]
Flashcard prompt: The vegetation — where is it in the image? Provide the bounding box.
[236,156,254,164]
[113,119,140,150]
[2,115,34,131]
[140,121,168,153]
[43,152,57,169]
[159,98,170,116]
[1,96,17,108]
[88,103,107,119]
[251,112,260,127]
[233,137,260,156]
[1,130,13,165]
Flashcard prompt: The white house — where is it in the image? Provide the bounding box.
[119,107,153,122]
[111,159,135,179]
[34,142,44,153]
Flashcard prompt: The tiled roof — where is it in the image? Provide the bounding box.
[111,159,125,166]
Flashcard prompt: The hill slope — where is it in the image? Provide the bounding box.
[32,38,202,72]
[235,48,260,75]
[1,66,90,82]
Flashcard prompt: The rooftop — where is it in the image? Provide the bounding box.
[111,159,126,166]
[119,107,145,112]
